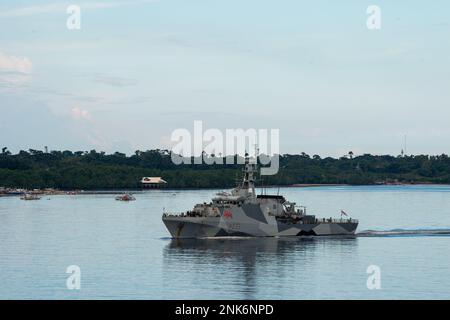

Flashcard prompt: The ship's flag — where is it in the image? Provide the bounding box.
[341,210,348,217]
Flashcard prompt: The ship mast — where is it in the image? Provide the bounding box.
[241,151,257,200]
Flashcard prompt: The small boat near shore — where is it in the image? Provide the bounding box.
[115,194,136,201]
[20,194,41,201]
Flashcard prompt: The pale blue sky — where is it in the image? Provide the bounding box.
[1,0,449,156]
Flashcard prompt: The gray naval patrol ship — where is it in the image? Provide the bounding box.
[162,154,358,238]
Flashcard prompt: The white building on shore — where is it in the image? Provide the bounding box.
[141,177,167,188]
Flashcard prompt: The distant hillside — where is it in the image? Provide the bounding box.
[1,148,450,189]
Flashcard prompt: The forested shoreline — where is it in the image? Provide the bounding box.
[1,148,450,189]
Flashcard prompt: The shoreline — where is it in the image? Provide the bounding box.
[2,182,450,197]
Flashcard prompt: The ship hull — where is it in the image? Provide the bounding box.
[162,215,358,239]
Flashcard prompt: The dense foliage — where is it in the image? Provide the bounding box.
[1,148,450,189]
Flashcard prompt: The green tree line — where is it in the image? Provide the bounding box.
[1,148,450,189]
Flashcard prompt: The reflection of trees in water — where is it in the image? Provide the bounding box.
[162,237,357,299]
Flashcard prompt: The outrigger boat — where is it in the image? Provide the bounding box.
[115,194,136,201]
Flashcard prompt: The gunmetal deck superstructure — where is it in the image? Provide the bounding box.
[162,154,358,238]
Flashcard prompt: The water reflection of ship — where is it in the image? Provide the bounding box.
[163,237,357,298]
[166,236,357,254]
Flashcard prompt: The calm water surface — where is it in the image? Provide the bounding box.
[1,185,450,299]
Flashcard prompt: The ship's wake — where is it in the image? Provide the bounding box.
[161,229,450,240]
[356,228,450,237]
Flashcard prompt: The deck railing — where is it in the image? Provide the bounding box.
[163,212,358,223]
[317,218,359,224]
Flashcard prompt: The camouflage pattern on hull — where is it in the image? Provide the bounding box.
[162,212,357,239]
[162,154,358,239]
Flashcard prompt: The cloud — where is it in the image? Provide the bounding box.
[0,51,33,86]
[0,3,62,17]
[71,107,92,121]
[0,0,158,18]
[93,74,138,87]
[0,73,30,87]
[82,0,158,10]
[0,51,32,74]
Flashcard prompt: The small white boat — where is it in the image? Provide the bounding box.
[20,194,41,201]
